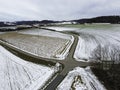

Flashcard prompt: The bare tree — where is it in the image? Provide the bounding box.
[91,45,102,61]
[91,44,120,63]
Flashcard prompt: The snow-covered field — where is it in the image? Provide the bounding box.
[57,67,106,90]
[45,25,120,62]
[0,32,5,34]
[74,26,120,62]
[18,28,73,40]
[0,45,59,90]
[43,26,78,31]
[0,29,74,60]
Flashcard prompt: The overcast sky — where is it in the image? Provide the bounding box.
[0,0,120,21]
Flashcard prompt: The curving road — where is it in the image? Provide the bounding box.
[0,32,92,90]
[44,34,91,90]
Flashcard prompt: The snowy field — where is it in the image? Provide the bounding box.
[0,45,59,90]
[43,26,78,31]
[0,29,74,60]
[18,28,73,40]
[74,25,120,62]
[45,24,120,62]
[0,32,5,34]
[57,67,106,90]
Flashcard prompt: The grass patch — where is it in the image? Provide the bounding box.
[63,24,119,30]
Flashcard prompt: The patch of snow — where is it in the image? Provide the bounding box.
[0,32,5,34]
[57,67,106,90]
[44,26,78,31]
[0,26,16,29]
[0,45,58,90]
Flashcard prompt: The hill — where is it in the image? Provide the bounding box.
[73,16,120,24]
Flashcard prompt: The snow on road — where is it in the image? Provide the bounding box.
[0,45,58,90]
[0,29,74,60]
[57,67,106,90]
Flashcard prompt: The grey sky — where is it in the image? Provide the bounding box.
[0,0,120,21]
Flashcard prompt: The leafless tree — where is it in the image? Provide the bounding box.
[91,44,120,63]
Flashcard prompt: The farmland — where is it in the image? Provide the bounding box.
[0,29,74,60]
[45,24,120,63]
[1,24,120,90]
[0,45,59,90]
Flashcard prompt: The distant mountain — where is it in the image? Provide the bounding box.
[0,22,15,27]
[73,16,120,24]
[14,21,40,25]
[0,20,58,27]
[0,16,120,27]
[15,20,55,25]
[14,20,58,25]
[39,20,58,24]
